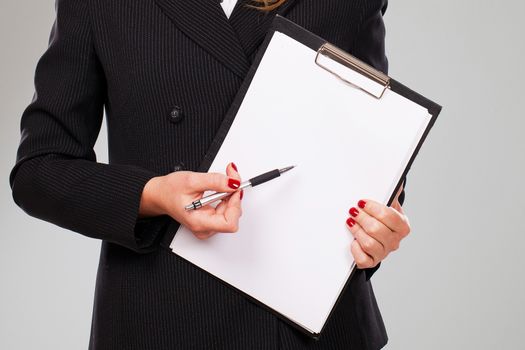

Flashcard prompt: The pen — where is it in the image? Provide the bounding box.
[184,165,296,211]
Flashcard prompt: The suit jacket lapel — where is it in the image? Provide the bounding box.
[154,0,251,78]
[154,0,299,79]
[229,0,298,61]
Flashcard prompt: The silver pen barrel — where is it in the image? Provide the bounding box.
[185,180,252,211]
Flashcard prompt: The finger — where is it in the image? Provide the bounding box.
[348,204,392,251]
[188,196,242,233]
[185,209,216,239]
[188,172,241,193]
[215,194,243,217]
[227,162,241,180]
[355,199,408,234]
[193,231,216,240]
[221,187,243,222]
[226,162,243,198]
[184,206,215,232]
[350,239,376,269]
[391,198,404,214]
[211,204,242,233]
[392,184,405,214]
[215,198,228,216]
[228,162,246,200]
[346,217,384,261]
[216,162,243,215]
[394,183,404,201]
[222,162,243,213]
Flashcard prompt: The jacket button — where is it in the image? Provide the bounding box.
[169,106,184,124]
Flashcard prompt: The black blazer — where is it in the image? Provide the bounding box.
[10,0,403,349]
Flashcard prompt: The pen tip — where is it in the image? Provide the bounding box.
[279,165,296,174]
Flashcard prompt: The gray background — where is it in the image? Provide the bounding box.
[1,0,524,349]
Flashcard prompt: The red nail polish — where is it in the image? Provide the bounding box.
[346,217,356,227]
[240,190,244,200]
[231,162,238,172]
[228,178,241,189]
[349,207,359,217]
[358,200,366,209]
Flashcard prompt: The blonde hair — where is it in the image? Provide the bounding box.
[247,0,287,12]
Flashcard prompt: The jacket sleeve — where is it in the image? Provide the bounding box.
[349,0,408,280]
[9,0,170,253]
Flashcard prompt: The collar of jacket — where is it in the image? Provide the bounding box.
[154,0,298,79]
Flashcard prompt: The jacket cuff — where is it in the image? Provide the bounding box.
[10,155,171,253]
[134,215,173,251]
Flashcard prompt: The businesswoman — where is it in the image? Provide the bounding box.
[10,0,411,348]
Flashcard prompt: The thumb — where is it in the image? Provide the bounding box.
[189,172,241,193]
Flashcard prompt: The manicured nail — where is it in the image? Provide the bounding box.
[349,207,359,217]
[228,178,241,189]
[240,190,244,200]
[358,200,366,209]
[230,162,238,172]
[346,217,356,227]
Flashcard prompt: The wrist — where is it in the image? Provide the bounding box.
[138,176,166,218]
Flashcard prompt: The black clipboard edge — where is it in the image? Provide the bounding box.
[386,79,441,206]
[163,14,442,340]
[163,243,330,340]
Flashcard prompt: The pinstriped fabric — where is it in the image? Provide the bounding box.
[10,0,396,348]
[229,0,298,59]
[155,0,251,78]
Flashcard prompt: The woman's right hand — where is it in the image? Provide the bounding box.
[139,162,243,239]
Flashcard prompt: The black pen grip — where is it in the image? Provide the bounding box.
[249,169,281,187]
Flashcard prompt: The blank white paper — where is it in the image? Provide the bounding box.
[171,31,431,334]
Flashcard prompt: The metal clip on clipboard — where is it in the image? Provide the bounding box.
[315,43,391,99]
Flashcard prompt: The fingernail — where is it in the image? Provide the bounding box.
[346,217,356,227]
[230,162,238,172]
[228,178,241,189]
[358,200,366,209]
[349,207,359,217]
[240,190,244,200]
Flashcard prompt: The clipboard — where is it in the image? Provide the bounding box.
[165,15,442,339]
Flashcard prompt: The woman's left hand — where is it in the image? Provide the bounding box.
[346,185,411,269]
